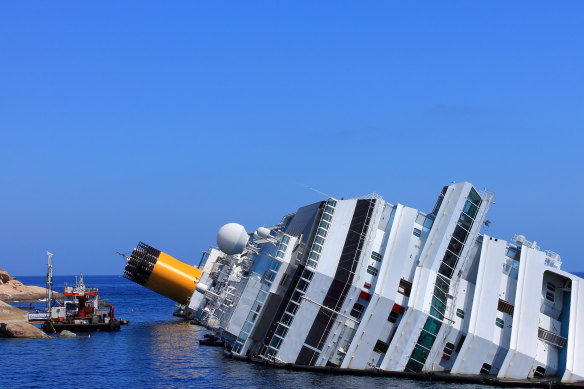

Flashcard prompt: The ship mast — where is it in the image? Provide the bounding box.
[46,251,53,313]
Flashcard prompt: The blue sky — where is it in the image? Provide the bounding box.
[0,2,582,275]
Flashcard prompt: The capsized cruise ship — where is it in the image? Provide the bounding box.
[123,182,584,386]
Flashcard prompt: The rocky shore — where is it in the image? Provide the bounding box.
[0,268,63,302]
[0,268,55,338]
[0,300,49,338]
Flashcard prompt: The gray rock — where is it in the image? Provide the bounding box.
[0,321,49,338]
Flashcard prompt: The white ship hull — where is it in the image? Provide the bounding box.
[125,182,584,386]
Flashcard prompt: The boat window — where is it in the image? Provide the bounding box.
[480,363,492,375]
[257,291,267,303]
[457,213,473,230]
[398,278,412,297]
[281,313,293,326]
[291,291,303,303]
[455,334,466,353]
[463,200,479,219]
[456,309,465,319]
[468,187,482,206]
[442,250,459,269]
[275,325,288,338]
[322,213,332,222]
[388,311,399,323]
[278,273,289,286]
[286,302,299,315]
[495,318,504,328]
[297,279,309,292]
[265,272,276,282]
[506,247,520,261]
[269,335,283,349]
[547,282,556,292]
[534,366,546,378]
[314,236,325,245]
[350,303,365,319]
[447,239,464,256]
[453,225,469,244]
[327,199,337,207]
[546,291,555,302]
[367,266,378,276]
[423,216,434,230]
[413,228,422,237]
[443,342,455,355]
[373,340,389,354]
[371,251,382,262]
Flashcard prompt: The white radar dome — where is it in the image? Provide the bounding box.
[256,227,271,239]
[217,223,249,255]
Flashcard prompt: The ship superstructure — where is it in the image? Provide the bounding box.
[123,182,584,384]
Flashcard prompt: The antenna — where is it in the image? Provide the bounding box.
[116,251,132,262]
[297,182,338,201]
[46,251,53,313]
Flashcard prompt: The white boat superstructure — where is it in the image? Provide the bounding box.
[124,181,584,385]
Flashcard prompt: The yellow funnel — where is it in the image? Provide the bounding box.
[123,242,202,305]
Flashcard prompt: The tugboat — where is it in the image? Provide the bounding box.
[40,253,123,334]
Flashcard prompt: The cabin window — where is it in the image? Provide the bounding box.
[506,247,520,261]
[302,270,314,281]
[463,200,479,219]
[371,251,382,262]
[468,187,482,206]
[456,309,465,319]
[279,273,289,286]
[281,313,293,326]
[457,213,473,231]
[397,278,412,297]
[373,339,389,354]
[497,299,515,316]
[388,311,399,323]
[455,334,466,353]
[495,318,504,328]
[367,266,378,276]
[453,225,469,244]
[275,325,288,338]
[297,279,309,291]
[291,291,302,303]
[350,303,365,319]
[322,213,332,222]
[413,228,421,237]
[547,282,556,292]
[534,366,546,378]
[480,363,492,375]
[546,291,555,302]
[286,302,299,315]
[443,342,455,356]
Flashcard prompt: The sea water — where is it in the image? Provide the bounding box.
[2,274,560,389]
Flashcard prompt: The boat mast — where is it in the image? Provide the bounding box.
[46,251,53,313]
